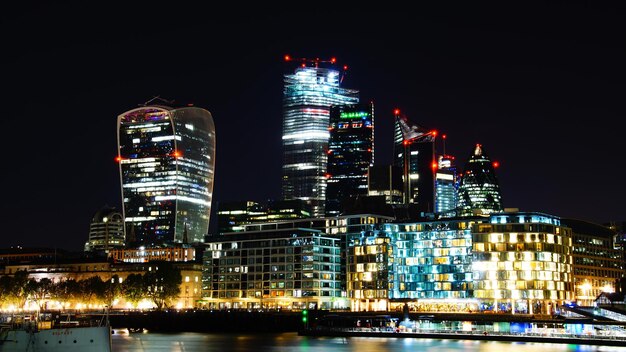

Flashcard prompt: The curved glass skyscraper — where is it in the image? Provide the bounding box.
[117,105,216,247]
[457,144,503,216]
[281,62,359,217]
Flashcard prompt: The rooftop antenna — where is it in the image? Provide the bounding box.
[142,95,175,107]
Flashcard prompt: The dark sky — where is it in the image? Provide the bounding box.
[1,3,624,251]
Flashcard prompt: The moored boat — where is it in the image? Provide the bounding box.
[0,313,111,352]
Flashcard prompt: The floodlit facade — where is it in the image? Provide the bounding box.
[117,104,215,247]
[345,211,575,314]
[472,212,574,314]
[281,61,359,217]
[457,144,503,216]
[84,206,125,253]
[326,102,375,216]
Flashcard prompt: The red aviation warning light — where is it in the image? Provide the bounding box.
[330,57,337,64]
[430,130,438,137]
[173,151,182,158]
[431,161,438,171]
[115,156,123,163]
[493,161,500,168]
[284,55,291,61]
[394,109,400,115]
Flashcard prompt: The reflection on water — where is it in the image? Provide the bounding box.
[111,331,626,352]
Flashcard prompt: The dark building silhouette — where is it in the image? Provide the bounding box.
[326,102,375,216]
[392,110,437,214]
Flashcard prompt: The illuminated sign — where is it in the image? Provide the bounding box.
[340,111,369,119]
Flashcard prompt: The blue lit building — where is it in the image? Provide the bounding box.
[281,58,359,218]
[435,155,458,217]
[326,102,375,216]
[347,211,574,314]
[117,103,215,247]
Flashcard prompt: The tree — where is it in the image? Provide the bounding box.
[104,274,122,308]
[0,275,13,308]
[144,262,182,310]
[25,278,53,311]
[52,279,80,310]
[11,270,30,309]
[78,276,106,308]
[122,273,145,309]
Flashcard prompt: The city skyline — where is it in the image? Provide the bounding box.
[1,4,624,251]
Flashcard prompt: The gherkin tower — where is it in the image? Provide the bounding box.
[457,144,503,216]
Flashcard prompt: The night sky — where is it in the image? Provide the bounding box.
[2,3,624,251]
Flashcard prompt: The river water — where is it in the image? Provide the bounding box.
[111,331,626,352]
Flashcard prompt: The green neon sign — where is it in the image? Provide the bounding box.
[340,111,369,119]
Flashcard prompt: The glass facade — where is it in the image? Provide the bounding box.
[344,211,576,313]
[385,219,476,300]
[202,229,343,310]
[435,155,458,217]
[281,65,359,218]
[326,103,375,216]
[393,111,436,213]
[472,213,573,314]
[117,105,215,246]
[457,144,503,216]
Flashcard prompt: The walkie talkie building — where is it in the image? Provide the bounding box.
[117,104,215,247]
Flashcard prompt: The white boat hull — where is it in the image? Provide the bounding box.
[1,326,111,352]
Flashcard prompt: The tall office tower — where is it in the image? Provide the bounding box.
[392,110,437,213]
[84,205,125,253]
[457,144,503,216]
[117,102,216,247]
[281,56,359,218]
[435,154,458,217]
[325,102,375,216]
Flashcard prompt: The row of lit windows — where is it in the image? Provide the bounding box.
[475,280,569,291]
[473,251,570,263]
[396,238,470,248]
[395,264,472,274]
[473,289,573,300]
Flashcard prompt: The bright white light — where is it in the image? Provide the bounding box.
[155,195,210,206]
[151,135,182,142]
[185,124,194,131]
[133,138,140,144]
[282,131,329,140]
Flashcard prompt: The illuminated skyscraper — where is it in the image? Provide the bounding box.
[326,102,374,216]
[457,144,503,216]
[392,110,437,213]
[281,57,359,218]
[117,102,216,247]
[435,154,458,217]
